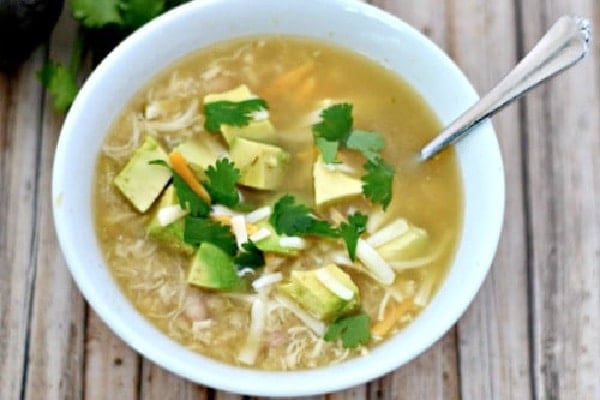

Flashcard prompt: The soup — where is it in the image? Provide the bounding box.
[94,36,462,370]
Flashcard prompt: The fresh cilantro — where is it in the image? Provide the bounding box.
[119,0,166,29]
[313,103,353,142]
[269,195,337,238]
[324,313,371,348]
[362,157,395,209]
[204,99,268,133]
[314,136,339,164]
[338,212,368,261]
[346,130,384,161]
[149,160,210,217]
[234,241,265,270]
[184,217,237,255]
[203,159,241,208]
[37,62,79,113]
[71,0,123,28]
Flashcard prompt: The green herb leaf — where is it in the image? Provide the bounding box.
[37,61,79,113]
[203,159,241,207]
[234,241,265,270]
[119,0,166,29]
[362,157,395,209]
[184,217,237,255]
[71,0,123,27]
[150,160,210,217]
[338,212,368,261]
[269,195,337,238]
[204,99,268,133]
[314,137,339,164]
[312,103,353,162]
[346,130,385,161]
[324,313,371,348]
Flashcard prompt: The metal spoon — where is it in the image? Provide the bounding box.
[419,15,591,161]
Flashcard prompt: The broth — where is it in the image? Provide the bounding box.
[94,36,462,370]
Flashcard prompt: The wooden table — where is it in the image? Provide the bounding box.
[1,1,599,399]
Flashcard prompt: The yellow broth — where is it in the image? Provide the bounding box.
[94,36,463,370]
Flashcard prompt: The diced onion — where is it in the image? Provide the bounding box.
[279,237,306,249]
[245,206,271,223]
[232,215,248,249]
[238,298,267,365]
[252,272,283,290]
[157,205,188,227]
[249,227,271,242]
[366,219,410,248]
[275,295,326,336]
[315,269,354,300]
[356,239,395,285]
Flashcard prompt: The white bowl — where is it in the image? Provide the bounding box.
[53,0,504,396]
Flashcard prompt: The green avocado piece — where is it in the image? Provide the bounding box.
[146,185,193,255]
[113,136,171,213]
[204,84,276,145]
[313,156,363,207]
[375,225,429,261]
[187,242,241,290]
[172,135,225,179]
[278,264,359,321]
[229,136,290,190]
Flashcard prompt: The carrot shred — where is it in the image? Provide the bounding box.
[168,151,211,204]
[371,298,414,337]
[262,61,314,99]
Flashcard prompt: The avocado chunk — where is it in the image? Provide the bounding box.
[187,242,242,290]
[146,185,193,255]
[229,137,290,190]
[375,225,429,261]
[172,135,225,179]
[313,156,363,206]
[113,136,171,213]
[203,84,276,145]
[279,264,359,321]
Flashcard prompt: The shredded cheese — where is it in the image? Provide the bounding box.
[366,219,409,247]
[156,205,188,227]
[249,227,271,242]
[315,269,354,300]
[252,272,283,290]
[245,206,272,223]
[356,239,395,285]
[231,214,248,249]
[238,298,267,365]
[279,236,306,249]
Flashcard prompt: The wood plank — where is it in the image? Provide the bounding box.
[22,8,86,400]
[0,48,46,400]
[519,1,600,398]
[138,361,210,400]
[444,1,532,399]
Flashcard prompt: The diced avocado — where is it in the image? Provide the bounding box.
[229,137,290,190]
[313,156,363,207]
[187,242,242,290]
[253,222,299,256]
[172,136,225,179]
[203,84,276,145]
[279,264,359,321]
[146,185,193,255]
[375,225,429,261]
[113,136,171,213]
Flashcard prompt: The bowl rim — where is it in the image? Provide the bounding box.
[53,0,505,396]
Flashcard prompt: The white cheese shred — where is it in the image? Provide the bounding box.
[252,272,283,290]
[315,269,354,300]
[356,239,395,285]
[157,205,188,227]
[211,204,236,217]
[365,219,410,247]
[232,215,248,249]
[245,206,272,223]
[275,295,326,336]
[249,227,271,242]
[237,298,267,365]
[279,236,306,249]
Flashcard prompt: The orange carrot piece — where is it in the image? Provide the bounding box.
[168,151,211,204]
[371,299,415,337]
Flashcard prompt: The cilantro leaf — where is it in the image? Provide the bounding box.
[362,157,395,209]
[37,61,79,113]
[338,212,368,261]
[204,99,268,133]
[234,241,265,270]
[71,0,123,28]
[346,130,384,161]
[184,217,237,255]
[119,0,166,29]
[269,195,337,238]
[203,159,241,207]
[314,137,339,164]
[149,160,210,217]
[312,103,353,142]
[324,313,371,348]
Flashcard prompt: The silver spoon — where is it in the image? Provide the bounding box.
[419,15,591,161]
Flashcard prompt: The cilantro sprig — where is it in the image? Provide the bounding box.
[184,217,237,256]
[234,241,265,270]
[203,159,241,208]
[338,212,368,261]
[362,157,395,209]
[204,99,268,132]
[269,195,337,238]
[324,312,371,348]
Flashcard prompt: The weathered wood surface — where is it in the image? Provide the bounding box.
[0,0,598,399]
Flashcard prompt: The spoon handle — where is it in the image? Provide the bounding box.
[419,15,591,161]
